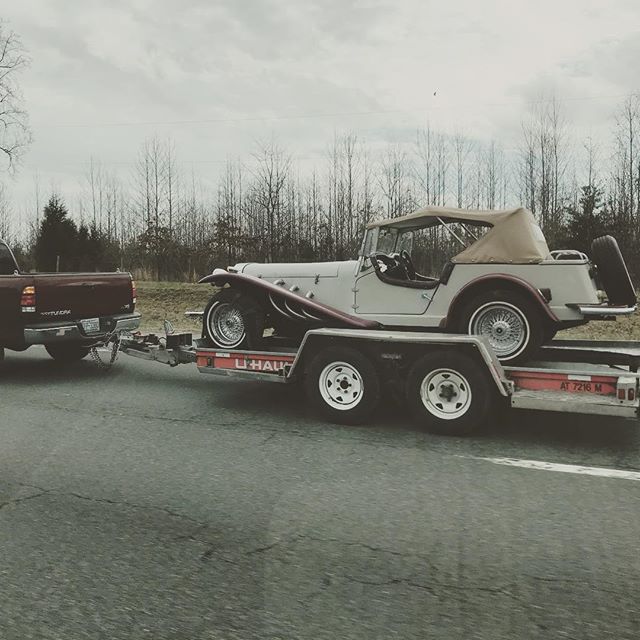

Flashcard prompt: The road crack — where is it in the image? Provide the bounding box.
[64,491,207,525]
[0,490,50,511]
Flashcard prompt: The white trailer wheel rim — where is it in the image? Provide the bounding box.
[420,368,472,420]
[318,361,364,411]
[207,302,246,347]
[469,301,529,360]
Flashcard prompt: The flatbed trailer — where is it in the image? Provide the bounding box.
[119,329,640,436]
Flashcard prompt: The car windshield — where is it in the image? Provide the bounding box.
[376,228,398,254]
[373,220,492,277]
[374,228,414,254]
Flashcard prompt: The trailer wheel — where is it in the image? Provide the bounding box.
[203,289,264,349]
[45,343,91,363]
[406,350,495,436]
[305,346,380,425]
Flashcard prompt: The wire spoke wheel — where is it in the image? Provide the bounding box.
[208,302,246,347]
[318,361,364,410]
[420,368,472,420]
[469,301,529,359]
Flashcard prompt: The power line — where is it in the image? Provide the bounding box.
[34,92,639,129]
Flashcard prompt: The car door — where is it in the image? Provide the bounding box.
[353,263,436,315]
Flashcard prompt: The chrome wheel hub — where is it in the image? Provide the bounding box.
[420,369,472,420]
[319,361,363,410]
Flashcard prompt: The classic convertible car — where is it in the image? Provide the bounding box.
[198,206,637,362]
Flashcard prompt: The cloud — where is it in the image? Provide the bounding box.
[1,0,639,207]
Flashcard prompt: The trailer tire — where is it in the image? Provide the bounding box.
[305,346,380,425]
[591,235,636,306]
[406,350,495,436]
[203,289,264,350]
[45,343,91,363]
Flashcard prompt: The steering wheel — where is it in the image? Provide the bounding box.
[371,252,407,279]
[372,252,398,271]
[399,250,416,279]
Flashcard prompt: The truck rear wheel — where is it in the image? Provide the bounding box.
[406,350,495,436]
[45,343,91,363]
[305,346,380,425]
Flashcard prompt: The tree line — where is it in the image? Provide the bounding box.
[2,94,640,281]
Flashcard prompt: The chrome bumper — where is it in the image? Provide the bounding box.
[24,312,141,345]
[574,304,637,317]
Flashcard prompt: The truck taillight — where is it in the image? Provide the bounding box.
[131,279,137,304]
[21,285,36,312]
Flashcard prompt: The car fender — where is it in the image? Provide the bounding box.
[440,273,559,328]
[199,269,380,329]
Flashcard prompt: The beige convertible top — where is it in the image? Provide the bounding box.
[367,205,550,264]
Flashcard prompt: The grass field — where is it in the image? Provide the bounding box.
[561,312,640,341]
[135,280,640,341]
[136,281,213,333]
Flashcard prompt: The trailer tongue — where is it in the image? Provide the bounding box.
[119,329,640,435]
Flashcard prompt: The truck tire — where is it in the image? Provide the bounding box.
[459,289,544,363]
[45,343,91,363]
[203,289,264,349]
[304,346,380,425]
[406,349,495,436]
[591,235,636,306]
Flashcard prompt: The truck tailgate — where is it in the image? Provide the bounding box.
[34,273,134,320]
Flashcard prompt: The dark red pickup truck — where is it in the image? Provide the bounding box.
[0,240,140,362]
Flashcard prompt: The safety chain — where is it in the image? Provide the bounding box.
[89,332,121,371]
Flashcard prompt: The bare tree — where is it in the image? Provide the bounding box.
[216,159,244,265]
[0,181,11,239]
[0,24,31,171]
[452,130,473,208]
[480,140,507,209]
[583,137,599,191]
[380,145,414,218]
[250,140,291,261]
[518,95,569,241]
[613,95,640,227]
[86,157,105,229]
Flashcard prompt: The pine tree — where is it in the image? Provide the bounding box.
[34,195,78,271]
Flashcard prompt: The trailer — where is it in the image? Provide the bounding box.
[119,328,640,436]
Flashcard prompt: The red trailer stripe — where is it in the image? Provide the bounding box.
[196,351,295,375]
[507,370,618,396]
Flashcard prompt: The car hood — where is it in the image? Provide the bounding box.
[234,261,356,279]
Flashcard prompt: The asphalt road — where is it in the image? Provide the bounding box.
[1,346,640,640]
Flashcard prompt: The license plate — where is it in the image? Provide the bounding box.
[81,317,101,334]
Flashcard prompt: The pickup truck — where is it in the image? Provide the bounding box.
[0,239,140,362]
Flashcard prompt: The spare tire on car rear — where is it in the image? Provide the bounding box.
[590,235,636,306]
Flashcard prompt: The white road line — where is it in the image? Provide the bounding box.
[478,457,640,482]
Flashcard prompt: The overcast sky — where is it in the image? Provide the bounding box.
[3,0,640,213]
